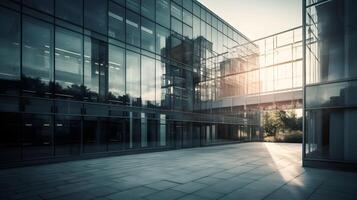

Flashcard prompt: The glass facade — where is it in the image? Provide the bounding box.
[0,0,261,165]
[304,0,357,165]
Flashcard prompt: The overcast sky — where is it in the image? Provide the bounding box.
[197,0,302,40]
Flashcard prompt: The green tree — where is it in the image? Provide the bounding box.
[263,111,282,136]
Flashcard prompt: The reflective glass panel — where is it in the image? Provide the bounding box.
[24,0,53,14]
[141,56,155,106]
[84,0,107,34]
[127,0,140,13]
[108,45,125,101]
[126,11,140,47]
[0,7,20,80]
[156,0,170,28]
[55,28,83,98]
[141,0,155,20]
[126,51,141,104]
[84,37,108,101]
[22,16,53,93]
[56,0,83,25]
[156,25,170,57]
[141,17,155,52]
[109,2,125,41]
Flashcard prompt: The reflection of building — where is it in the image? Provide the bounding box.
[0,0,262,167]
[304,0,357,169]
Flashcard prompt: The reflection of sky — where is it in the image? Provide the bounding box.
[198,0,302,40]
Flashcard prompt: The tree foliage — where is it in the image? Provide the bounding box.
[263,109,302,136]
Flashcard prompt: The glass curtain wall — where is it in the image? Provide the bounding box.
[0,0,263,165]
[304,0,357,163]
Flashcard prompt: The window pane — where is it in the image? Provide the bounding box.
[183,24,192,39]
[54,115,81,156]
[141,18,155,52]
[127,0,140,13]
[84,37,108,101]
[171,2,182,20]
[172,17,182,35]
[183,9,192,26]
[109,2,125,41]
[84,0,107,34]
[141,56,155,106]
[305,108,357,162]
[55,28,83,98]
[0,113,21,163]
[156,25,170,57]
[22,114,53,160]
[193,2,200,17]
[83,117,107,153]
[126,11,140,47]
[108,45,125,101]
[156,60,166,107]
[55,0,83,25]
[0,8,20,81]
[156,0,170,28]
[306,81,357,109]
[126,51,141,105]
[112,0,125,6]
[22,16,53,93]
[141,0,155,20]
[183,0,192,12]
[193,16,200,39]
[24,0,53,14]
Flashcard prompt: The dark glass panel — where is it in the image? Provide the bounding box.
[126,51,141,105]
[156,59,167,107]
[156,0,170,28]
[147,118,158,147]
[306,81,357,109]
[141,0,155,20]
[182,0,192,12]
[192,15,200,38]
[130,113,141,148]
[108,118,128,151]
[192,2,200,17]
[183,9,192,26]
[83,117,107,153]
[108,45,125,102]
[305,108,357,162]
[141,17,155,52]
[183,24,192,39]
[171,17,182,35]
[108,2,125,41]
[54,115,81,156]
[24,0,54,14]
[126,11,140,47]
[127,0,140,13]
[22,16,53,95]
[112,0,125,6]
[55,27,83,99]
[156,25,170,57]
[0,7,20,81]
[84,37,108,102]
[55,0,83,25]
[141,55,155,107]
[84,0,107,34]
[171,2,182,20]
[0,113,21,163]
[22,114,53,160]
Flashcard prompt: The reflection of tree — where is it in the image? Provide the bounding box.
[22,76,50,96]
[107,92,129,105]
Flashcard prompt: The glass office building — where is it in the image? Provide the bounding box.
[0,0,261,166]
[304,0,357,169]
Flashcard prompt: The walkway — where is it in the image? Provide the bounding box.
[1,143,356,200]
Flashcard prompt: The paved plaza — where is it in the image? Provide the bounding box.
[0,142,356,200]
